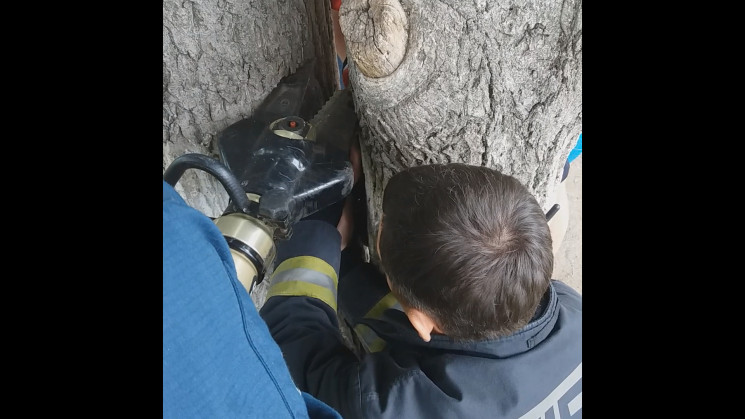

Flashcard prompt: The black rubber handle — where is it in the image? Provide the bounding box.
[163,153,252,214]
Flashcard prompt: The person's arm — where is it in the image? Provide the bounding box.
[162,180,342,418]
[259,219,364,418]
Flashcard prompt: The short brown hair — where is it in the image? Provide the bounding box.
[379,164,553,341]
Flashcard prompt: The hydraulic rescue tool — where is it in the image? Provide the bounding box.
[164,60,358,294]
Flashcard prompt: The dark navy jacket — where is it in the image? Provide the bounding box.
[260,220,582,419]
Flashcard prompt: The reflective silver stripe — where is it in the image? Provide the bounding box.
[518,362,582,419]
[270,267,337,300]
[568,392,582,416]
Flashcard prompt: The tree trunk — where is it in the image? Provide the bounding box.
[163,0,582,306]
[339,0,582,262]
[163,0,338,305]
[163,0,338,218]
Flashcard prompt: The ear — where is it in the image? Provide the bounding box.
[404,307,439,342]
[386,278,442,342]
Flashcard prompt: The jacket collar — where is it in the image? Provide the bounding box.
[358,283,559,358]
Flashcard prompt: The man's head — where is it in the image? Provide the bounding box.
[378,163,553,342]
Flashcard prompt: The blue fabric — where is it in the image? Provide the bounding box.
[568,133,582,163]
[163,180,341,419]
[336,56,345,89]
[302,392,345,419]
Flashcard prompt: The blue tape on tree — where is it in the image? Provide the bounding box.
[568,133,582,163]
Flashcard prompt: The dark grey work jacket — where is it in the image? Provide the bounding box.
[260,220,582,419]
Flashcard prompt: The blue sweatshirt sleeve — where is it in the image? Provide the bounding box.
[163,181,341,419]
[260,219,363,418]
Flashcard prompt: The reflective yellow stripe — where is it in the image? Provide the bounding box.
[350,292,401,353]
[273,256,338,288]
[364,292,399,319]
[353,323,387,353]
[266,280,337,311]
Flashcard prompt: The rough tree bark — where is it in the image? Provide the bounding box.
[339,0,582,262]
[163,0,338,218]
[163,0,338,305]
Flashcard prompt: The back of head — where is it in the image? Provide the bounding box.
[379,163,553,341]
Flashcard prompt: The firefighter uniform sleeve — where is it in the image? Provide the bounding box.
[260,219,364,418]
